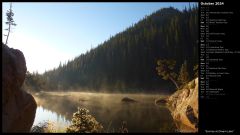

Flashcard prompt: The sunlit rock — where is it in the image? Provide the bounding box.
[167,78,198,132]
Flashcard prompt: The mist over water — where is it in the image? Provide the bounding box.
[33,91,177,132]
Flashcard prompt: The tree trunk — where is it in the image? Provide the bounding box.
[169,77,179,89]
[5,3,12,45]
[5,23,11,45]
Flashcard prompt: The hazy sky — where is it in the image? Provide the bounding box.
[2,2,197,74]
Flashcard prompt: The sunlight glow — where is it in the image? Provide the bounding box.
[7,32,75,74]
[2,2,196,74]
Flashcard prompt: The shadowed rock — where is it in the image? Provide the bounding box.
[186,105,198,129]
[121,97,137,103]
[155,97,168,105]
[2,43,37,132]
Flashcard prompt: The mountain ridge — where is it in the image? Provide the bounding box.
[24,6,198,93]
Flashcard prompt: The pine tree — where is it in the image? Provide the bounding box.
[66,108,103,133]
[24,7,198,92]
[4,3,17,45]
[156,59,179,89]
[178,60,190,86]
[193,64,198,78]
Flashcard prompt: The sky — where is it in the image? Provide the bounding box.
[2,2,197,74]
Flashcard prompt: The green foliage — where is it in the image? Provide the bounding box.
[31,120,56,133]
[178,60,190,86]
[156,59,176,80]
[25,6,198,92]
[23,71,47,93]
[193,64,198,78]
[66,108,103,133]
[156,59,179,89]
[30,111,129,133]
[156,59,177,78]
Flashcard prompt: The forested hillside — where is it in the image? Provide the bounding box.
[24,6,198,93]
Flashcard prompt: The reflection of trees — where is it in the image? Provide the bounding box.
[34,93,177,132]
[34,94,77,120]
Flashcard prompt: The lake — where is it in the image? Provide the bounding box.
[32,106,71,131]
[32,91,177,133]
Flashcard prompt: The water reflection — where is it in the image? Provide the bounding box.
[33,92,177,132]
[33,106,71,131]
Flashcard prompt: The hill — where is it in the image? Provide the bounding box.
[24,6,198,93]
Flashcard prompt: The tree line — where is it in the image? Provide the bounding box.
[23,5,198,93]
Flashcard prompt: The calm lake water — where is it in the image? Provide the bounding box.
[32,91,177,133]
[33,106,71,131]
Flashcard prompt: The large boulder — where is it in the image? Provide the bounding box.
[2,43,37,132]
[167,78,198,132]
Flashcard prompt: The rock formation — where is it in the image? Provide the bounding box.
[155,97,168,105]
[2,43,37,132]
[167,78,198,132]
[121,97,137,103]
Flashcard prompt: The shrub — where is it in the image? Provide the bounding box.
[118,121,128,133]
[31,120,56,133]
[66,107,103,133]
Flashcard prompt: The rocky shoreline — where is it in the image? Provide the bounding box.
[155,78,199,133]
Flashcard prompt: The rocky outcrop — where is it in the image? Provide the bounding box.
[2,43,37,132]
[167,78,198,132]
